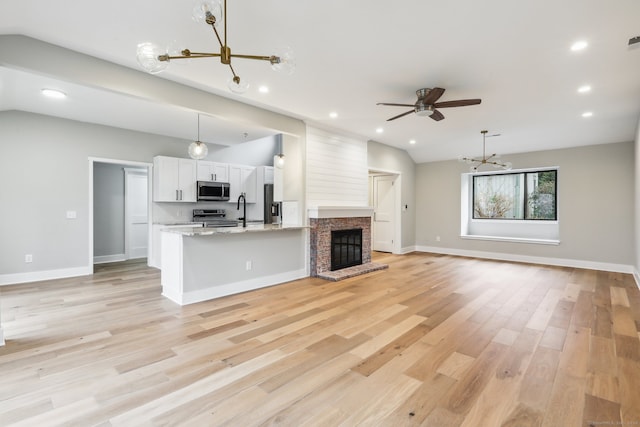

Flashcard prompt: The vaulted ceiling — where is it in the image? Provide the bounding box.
[1,0,639,163]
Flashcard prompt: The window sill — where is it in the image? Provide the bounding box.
[460,234,560,246]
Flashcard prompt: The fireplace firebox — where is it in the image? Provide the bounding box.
[331,228,363,271]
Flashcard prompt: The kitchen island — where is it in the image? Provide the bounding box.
[160,224,308,305]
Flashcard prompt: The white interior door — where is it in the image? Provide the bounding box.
[373,175,395,252]
[125,169,148,259]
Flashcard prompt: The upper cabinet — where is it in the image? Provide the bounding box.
[228,164,257,203]
[153,156,267,204]
[153,156,197,202]
[197,161,229,183]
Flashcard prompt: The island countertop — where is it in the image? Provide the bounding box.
[161,224,308,236]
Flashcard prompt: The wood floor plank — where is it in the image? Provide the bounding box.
[0,255,638,426]
[582,394,621,427]
[617,357,640,425]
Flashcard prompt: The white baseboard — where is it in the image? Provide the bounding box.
[399,246,416,255]
[0,266,92,286]
[163,268,308,306]
[0,327,4,346]
[93,254,126,264]
[634,269,640,290]
[413,245,635,274]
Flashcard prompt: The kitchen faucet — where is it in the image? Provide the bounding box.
[237,192,246,228]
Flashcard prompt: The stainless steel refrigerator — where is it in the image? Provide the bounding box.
[264,184,281,224]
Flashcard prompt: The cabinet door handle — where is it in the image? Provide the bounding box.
[214,173,217,181]
[176,190,179,201]
[180,190,183,200]
[211,173,214,181]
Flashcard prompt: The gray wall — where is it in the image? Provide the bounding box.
[93,162,126,258]
[415,141,635,266]
[367,140,417,250]
[0,111,197,275]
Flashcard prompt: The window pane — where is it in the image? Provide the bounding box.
[525,171,557,220]
[473,174,524,219]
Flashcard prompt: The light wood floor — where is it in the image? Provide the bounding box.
[1,253,639,426]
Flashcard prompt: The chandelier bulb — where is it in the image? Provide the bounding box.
[270,47,296,75]
[136,42,169,74]
[192,0,222,25]
[227,76,249,94]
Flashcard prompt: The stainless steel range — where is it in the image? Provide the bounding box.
[192,209,239,228]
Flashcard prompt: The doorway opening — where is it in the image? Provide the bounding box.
[89,158,152,273]
[368,170,401,254]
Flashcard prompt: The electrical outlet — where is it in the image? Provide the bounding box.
[246,260,252,271]
[25,254,33,263]
[66,210,77,219]
[436,236,441,242]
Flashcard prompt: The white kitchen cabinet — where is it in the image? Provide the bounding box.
[263,166,274,185]
[153,156,197,202]
[228,164,257,203]
[196,161,229,182]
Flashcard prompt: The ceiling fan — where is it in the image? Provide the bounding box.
[377,87,481,121]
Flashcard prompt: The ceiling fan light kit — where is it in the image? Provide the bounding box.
[460,130,512,173]
[136,0,295,94]
[377,87,481,122]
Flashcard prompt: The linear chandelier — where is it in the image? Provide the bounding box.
[136,0,295,94]
[459,130,512,173]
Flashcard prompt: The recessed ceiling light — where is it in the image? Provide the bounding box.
[375,127,384,134]
[570,40,588,51]
[329,112,338,119]
[577,85,591,93]
[409,139,416,145]
[41,88,66,99]
[582,111,593,118]
[258,86,269,94]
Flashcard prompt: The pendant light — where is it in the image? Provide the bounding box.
[274,134,285,169]
[136,0,295,94]
[188,114,208,160]
[459,130,512,173]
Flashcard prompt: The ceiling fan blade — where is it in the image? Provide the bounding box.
[387,110,415,121]
[430,110,445,121]
[433,99,482,108]
[377,102,415,107]
[422,87,445,104]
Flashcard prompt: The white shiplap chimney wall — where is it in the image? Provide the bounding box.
[305,126,369,208]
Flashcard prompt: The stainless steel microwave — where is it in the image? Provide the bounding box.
[197,181,230,201]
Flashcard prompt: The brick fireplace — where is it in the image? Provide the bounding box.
[308,206,388,281]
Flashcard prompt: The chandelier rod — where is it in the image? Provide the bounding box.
[163,52,274,61]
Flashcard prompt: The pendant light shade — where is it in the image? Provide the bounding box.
[274,134,284,169]
[188,114,208,160]
[188,141,208,159]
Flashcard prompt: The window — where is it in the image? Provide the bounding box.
[473,170,557,220]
